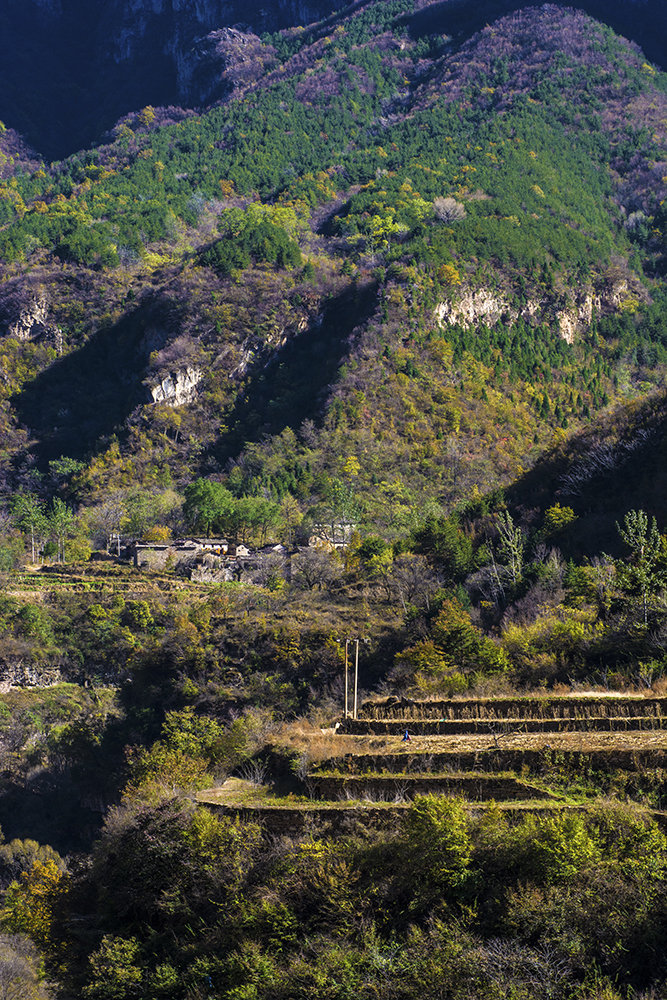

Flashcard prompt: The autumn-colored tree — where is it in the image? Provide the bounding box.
[83,936,142,999]
[2,860,65,949]
[402,796,472,911]
[137,105,155,129]
[542,502,577,536]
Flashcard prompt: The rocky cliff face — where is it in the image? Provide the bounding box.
[435,277,649,343]
[147,365,204,406]
[0,287,63,352]
[174,25,276,104]
[0,659,63,690]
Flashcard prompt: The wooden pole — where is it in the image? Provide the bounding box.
[354,639,359,720]
[344,640,349,719]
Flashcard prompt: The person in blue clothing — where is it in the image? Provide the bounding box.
[401,729,411,742]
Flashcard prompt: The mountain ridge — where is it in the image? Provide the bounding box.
[1,0,667,159]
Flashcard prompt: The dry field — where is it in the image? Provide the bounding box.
[307,729,667,754]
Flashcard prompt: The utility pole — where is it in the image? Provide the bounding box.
[344,640,349,720]
[341,637,367,720]
[354,638,359,720]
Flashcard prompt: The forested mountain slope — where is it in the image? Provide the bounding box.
[1,0,666,159]
[0,1,666,535]
[0,0,342,160]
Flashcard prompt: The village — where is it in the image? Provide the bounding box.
[124,522,355,584]
[132,536,287,583]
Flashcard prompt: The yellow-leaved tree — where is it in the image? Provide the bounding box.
[2,859,65,949]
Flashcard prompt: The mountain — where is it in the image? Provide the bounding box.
[0,0,665,540]
[3,11,667,994]
[506,385,667,558]
[1,0,667,160]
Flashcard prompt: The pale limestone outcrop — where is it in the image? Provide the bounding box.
[521,299,541,319]
[229,312,315,379]
[435,283,637,344]
[0,660,62,691]
[8,293,50,340]
[148,365,203,406]
[175,25,273,104]
[5,291,63,352]
[557,292,600,344]
[434,288,516,329]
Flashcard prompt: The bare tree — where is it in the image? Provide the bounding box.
[390,554,442,612]
[480,938,573,1000]
[433,196,466,223]
[291,547,342,591]
[590,555,615,619]
[469,513,526,608]
[0,934,50,999]
[250,552,286,590]
[87,492,127,553]
[496,511,525,587]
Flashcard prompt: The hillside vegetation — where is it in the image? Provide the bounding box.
[0,4,665,519]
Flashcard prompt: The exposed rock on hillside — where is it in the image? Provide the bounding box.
[435,276,650,342]
[177,27,276,104]
[147,365,204,406]
[0,659,63,690]
[435,289,516,330]
[0,287,63,352]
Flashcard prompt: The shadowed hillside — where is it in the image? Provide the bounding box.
[507,390,667,556]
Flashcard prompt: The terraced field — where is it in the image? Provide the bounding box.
[2,564,219,597]
[197,693,667,830]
